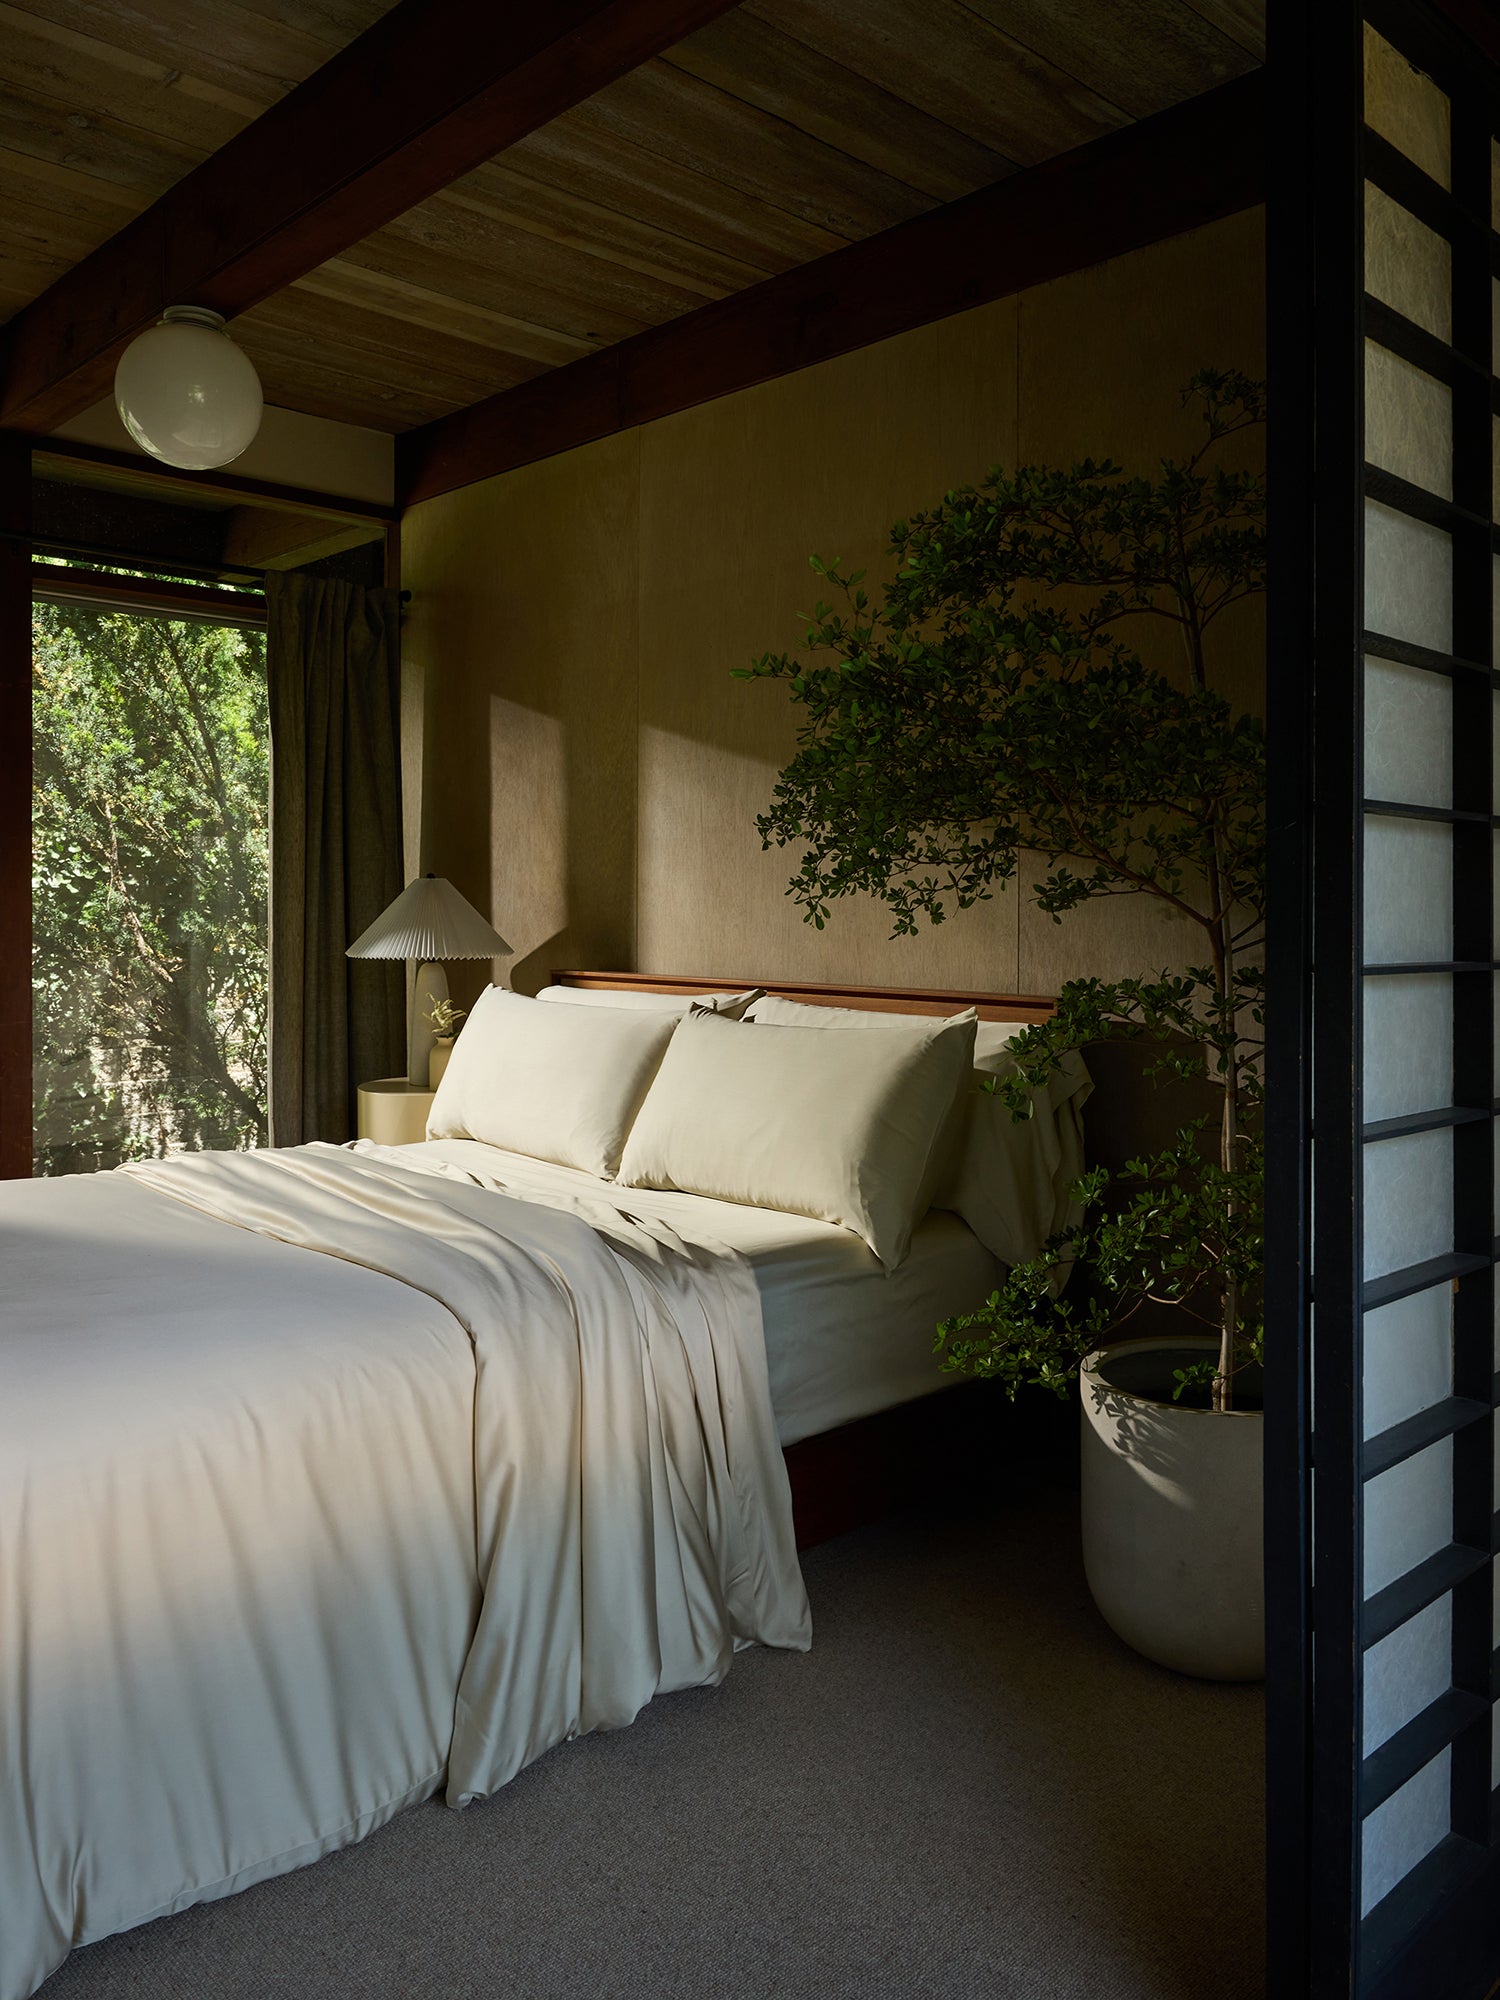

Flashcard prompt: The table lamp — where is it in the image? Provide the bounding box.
[346,873,511,1088]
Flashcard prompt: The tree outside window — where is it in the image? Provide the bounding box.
[31,599,269,1176]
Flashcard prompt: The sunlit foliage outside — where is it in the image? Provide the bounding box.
[32,600,269,1175]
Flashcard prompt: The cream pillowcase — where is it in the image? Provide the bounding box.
[426,985,678,1178]
[618,1007,976,1267]
[940,1040,1094,1270]
[744,994,986,1205]
[536,984,761,1019]
[742,992,1088,1267]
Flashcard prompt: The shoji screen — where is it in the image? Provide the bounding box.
[1272,5,1500,1994]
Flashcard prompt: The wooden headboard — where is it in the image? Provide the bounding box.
[551,970,1212,1181]
[550,970,1057,1026]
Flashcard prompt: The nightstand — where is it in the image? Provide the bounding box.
[356,1078,435,1146]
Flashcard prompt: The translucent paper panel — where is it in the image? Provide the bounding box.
[1364,1438,1453,1596]
[1365,341,1453,500]
[1365,182,1452,341]
[1363,1128,1453,1280]
[1364,24,1451,188]
[1362,816,1453,962]
[1364,657,1452,807]
[1364,1283,1453,1437]
[1361,1749,1451,1917]
[1365,500,1453,652]
[1494,693,1500,809]
[1365,1595,1452,1754]
[1362,973,1452,1122]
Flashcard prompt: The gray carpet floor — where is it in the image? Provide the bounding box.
[37,1491,1264,2000]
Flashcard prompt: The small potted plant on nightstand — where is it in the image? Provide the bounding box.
[740,371,1266,1680]
[424,998,467,1089]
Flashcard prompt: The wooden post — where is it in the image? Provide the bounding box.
[0,432,30,1176]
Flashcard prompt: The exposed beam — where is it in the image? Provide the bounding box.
[25,437,396,525]
[0,433,30,1177]
[219,508,384,572]
[0,0,741,436]
[397,70,1266,508]
[30,566,267,629]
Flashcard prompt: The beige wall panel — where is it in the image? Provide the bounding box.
[405,209,1266,1009]
[1014,208,1265,992]
[635,302,1024,991]
[401,429,640,1002]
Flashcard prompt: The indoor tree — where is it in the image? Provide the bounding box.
[737,371,1266,1411]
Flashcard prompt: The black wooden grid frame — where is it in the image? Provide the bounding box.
[1268,3,1500,1994]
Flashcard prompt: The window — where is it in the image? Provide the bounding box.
[31,594,269,1174]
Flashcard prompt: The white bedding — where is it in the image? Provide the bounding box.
[413,1138,1004,1445]
[0,1144,807,2000]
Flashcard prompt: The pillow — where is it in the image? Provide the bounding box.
[536,983,761,1019]
[742,992,1089,1267]
[743,994,987,1204]
[618,1007,976,1267]
[426,985,677,1178]
[939,1043,1094,1271]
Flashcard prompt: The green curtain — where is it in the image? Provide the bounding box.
[266,572,404,1145]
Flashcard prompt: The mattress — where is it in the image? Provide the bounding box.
[412,1139,1003,1446]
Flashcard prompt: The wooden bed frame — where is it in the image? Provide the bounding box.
[552,968,1064,1551]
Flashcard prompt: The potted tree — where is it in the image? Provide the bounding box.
[739,372,1266,1679]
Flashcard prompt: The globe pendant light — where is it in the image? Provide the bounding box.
[114,306,264,471]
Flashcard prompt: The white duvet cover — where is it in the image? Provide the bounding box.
[0,1143,809,2000]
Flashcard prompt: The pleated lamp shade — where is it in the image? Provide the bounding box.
[346,875,511,961]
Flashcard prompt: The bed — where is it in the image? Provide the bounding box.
[0,972,1081,2000]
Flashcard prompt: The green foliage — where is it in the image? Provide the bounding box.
[424,997,467,1037]
[32,601,269,1174]
[739,371,1266,1410]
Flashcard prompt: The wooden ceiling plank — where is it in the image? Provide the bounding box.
[0,16,250,158]
[744,0,1129,161]
[9,0,366,108]
[436,172,763,300]
[575,57,933,244]
[0,0,746,434]
[956,0,1257,121]
[333,229,656,352]
[233,340,461,429]
[1172,0,1266,60]
[237,290,547,404]
[0,80,203,198]
[378,187,729,328]
[506,113,849,271]
[0,140,148,217]
[298,259,599,369]
[396,69,1266,507]
[662,9,1018,203]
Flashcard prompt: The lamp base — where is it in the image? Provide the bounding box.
[409,961,448,1088]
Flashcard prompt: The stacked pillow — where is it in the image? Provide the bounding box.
[426,985,677,1178]
[424,982,1086,1271]
[741,993,1092,1268]
[535,983,761,1018]
[618,1006,975,1267]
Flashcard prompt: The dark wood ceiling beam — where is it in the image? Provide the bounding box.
[396,68,1266,509]
[0,0,743,436]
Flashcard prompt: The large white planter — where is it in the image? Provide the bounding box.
[1079,1335,1264,1682]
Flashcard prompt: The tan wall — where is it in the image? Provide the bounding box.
[402,207,1265,1005]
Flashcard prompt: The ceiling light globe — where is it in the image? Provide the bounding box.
[114,306,264,471]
